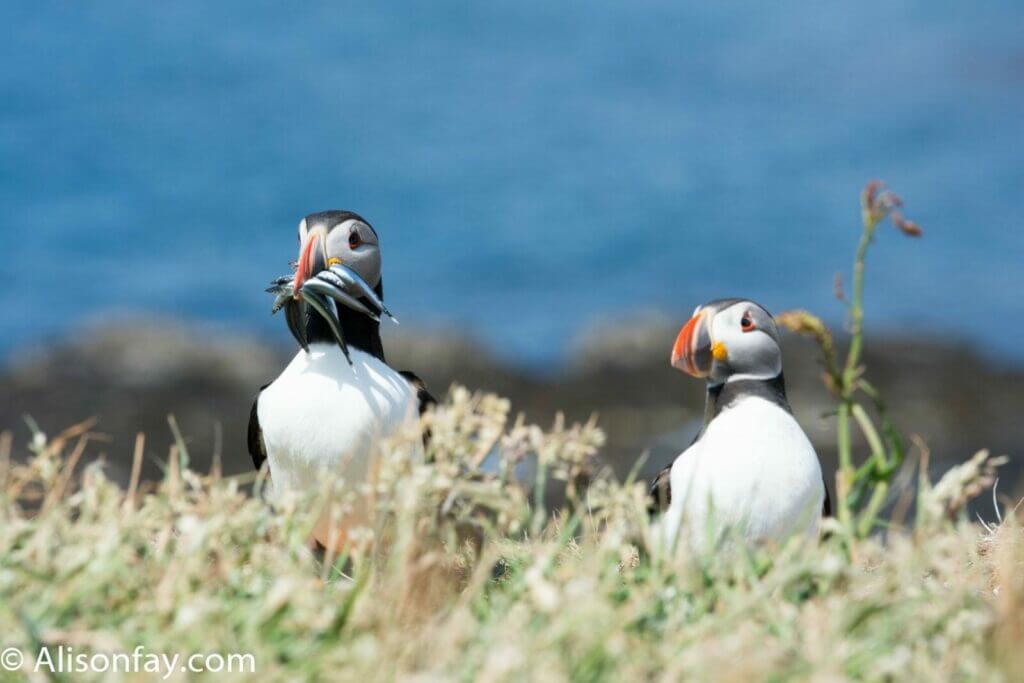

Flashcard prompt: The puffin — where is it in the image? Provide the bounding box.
[247,210,434,547]
[650,298,829,552]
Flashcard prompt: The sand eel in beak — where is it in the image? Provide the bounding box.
[247,210,435,548]
[650,298,828,552]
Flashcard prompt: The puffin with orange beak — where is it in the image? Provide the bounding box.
[247,210,434,548]
[650,298,828,552]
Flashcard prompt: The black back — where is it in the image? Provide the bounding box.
[247,382,271,472]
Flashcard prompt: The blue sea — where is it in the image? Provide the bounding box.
[3,1,1023,366]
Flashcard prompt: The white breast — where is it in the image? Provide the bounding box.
[660,396,824,552]
[257,343,419,499]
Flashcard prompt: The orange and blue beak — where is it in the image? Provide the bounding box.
[671,309,725,378]
[294,230,327,296]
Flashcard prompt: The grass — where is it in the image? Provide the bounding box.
[1,183,1020,681]
[0,390,1020,682]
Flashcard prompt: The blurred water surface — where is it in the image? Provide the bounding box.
[3,1,1022,366]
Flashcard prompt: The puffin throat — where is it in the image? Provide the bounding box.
[303,279,387,361]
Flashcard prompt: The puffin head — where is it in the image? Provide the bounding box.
[294,210,382,294]
[671,298,782,384]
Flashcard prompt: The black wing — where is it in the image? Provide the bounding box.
[398,371,436,416]
[648,463,673,515]
[822,475,832,517]
[247,383,271,472]
[648,424,705,516]
[399,371,437,452]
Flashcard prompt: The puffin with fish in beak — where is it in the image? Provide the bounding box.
[650,298,828,551]
[247,210,434,547]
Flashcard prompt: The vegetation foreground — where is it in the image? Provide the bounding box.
[0,387,1021,682]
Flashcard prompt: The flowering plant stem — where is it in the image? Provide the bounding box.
[835,201,877,530]
[779,181,919,538]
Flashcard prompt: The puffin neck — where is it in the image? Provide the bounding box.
[703,372,791,426]
[305,280,386,362]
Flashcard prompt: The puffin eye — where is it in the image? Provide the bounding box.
[348,231,362,249]
[740,312,756,332]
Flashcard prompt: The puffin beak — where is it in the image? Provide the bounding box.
[671,309,715,377]
[294,231,327,296]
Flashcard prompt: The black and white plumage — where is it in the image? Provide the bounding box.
[651,299,828,551]
[247,211,434,546]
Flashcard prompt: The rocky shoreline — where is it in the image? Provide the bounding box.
[2,317,1021,501]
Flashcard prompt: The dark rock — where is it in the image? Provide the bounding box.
[1,317,1020,505]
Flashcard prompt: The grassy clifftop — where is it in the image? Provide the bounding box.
[1,390,1020,682]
